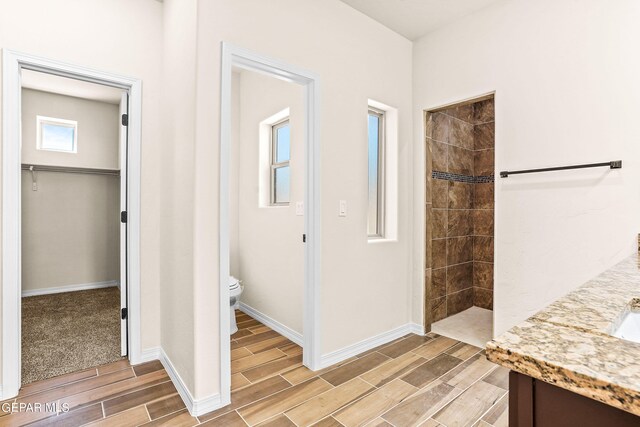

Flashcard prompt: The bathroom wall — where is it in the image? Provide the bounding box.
[230,69,305,334]
[425,97,494,323]
[413,0,640,335]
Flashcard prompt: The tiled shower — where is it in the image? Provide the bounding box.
[425,97,495,324]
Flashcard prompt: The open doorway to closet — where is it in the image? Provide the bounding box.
[2,50,143,398]
[19,70,127,384]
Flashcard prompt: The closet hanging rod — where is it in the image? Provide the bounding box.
[21,164,120,177]
[500,160,622,178]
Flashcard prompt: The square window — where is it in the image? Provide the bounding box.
[37,116,77,153]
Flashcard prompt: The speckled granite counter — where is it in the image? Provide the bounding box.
[486,254,640,416]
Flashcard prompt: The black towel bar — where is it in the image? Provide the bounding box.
[500,160,622,178]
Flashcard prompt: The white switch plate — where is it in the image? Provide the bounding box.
[295,201,304,216]
[339,200,347,217]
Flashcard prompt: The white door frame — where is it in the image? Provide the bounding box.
[1,49,143,399]
[119,92,129,357]
[219,42,321,405]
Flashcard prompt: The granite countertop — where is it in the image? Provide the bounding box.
[486,254,640,416]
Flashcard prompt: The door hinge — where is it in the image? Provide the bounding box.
[303,234,306,243]
[121,113,129,126]
[121,211,127,223]
[121,307,128,320]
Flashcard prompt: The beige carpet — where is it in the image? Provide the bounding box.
[22,287,123,384]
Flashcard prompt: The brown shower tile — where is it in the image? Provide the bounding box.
[432,179,448,209]
[446,263,473,294]
[431,140,448,172]
[425,231,432,266]
[425,113,434,139]
[425,268,432,300]
[448,104,474,123]
[473,262,493,290]
[473,209,494,236]
[446,237,473,265]
[432,268,446,299]
[449,119,474,150]
[448,182,473,210]
[473,237,494,262]
[474,183,494,209]
[447,210,472,237]
[474,149,494,176]
[448,146,474,176]
[425,206,433,243]
[473,98,494,124]
[432,239,447,269]
[432,113,450,143]
[474,122,494,150]
[432,210,447,239]
[432,297,447,322]
[474,288,493,310]
[426,141,433,178]
[447,289,473,316]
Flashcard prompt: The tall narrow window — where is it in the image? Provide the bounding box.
[271,119,290,205]
[368,108,385,237]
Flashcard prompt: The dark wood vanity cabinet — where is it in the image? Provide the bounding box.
[509,371,640,426]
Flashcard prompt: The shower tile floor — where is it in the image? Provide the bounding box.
[431,306,493,348]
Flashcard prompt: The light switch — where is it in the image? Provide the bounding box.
[339,200,347,217]
[295,201,304,216]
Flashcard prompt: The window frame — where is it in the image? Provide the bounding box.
[36,115,78,153]
[270,118,291,205]
[367,107,386,238]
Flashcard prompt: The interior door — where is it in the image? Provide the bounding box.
[119,92,129,356]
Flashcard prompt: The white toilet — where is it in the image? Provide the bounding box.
[229,276,244,334]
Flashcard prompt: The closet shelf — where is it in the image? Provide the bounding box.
[21,164,120,177]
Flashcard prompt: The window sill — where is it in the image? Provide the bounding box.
[367,237,397,244]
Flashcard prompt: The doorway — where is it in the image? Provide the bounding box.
[1,50,143,399]
[219,43,321,405]
[20,71,126,383]
[424,94,495,348]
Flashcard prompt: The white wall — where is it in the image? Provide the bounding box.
[229,72,241,278]
[160,0,198,395]
[190,0,413,400]
[0,0,164,377]
[412,0,640,335]
[230,70,304,334]
[21,172,120,291]
[21,89,120,170]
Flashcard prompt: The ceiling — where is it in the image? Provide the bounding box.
[21,70,123,105]
[340,0,503,40]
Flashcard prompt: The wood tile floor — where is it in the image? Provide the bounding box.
[0,310,509,426]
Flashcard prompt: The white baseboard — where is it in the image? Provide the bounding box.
[319,322,424,369]
[409,322,425,336]
[131,346,222,416]
[21,280,119,297]
[239,302,303,346]
[136,346,161,364]
[158,348,221,416]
